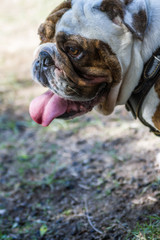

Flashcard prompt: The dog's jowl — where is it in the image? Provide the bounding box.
[30,0,160,135]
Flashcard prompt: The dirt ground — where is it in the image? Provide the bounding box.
[0,1,160,240]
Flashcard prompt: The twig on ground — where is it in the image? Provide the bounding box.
[84,196,103,235]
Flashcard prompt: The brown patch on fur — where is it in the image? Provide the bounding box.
[100,0,147,40]
[38,1,71,43]
[152,104,160,130]
[132,10,147,38]
[152,78,160,130]
[100,0,124,20]
[124,0,133,5]
[55,32,121,99]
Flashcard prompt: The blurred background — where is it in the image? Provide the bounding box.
[1,0,62,112]
[0,1,160,239]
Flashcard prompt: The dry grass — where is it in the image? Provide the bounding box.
[0,0,62,89]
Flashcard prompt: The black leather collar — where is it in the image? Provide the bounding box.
[125,48,160,136]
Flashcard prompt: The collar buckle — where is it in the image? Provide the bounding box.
[153,55,160,62]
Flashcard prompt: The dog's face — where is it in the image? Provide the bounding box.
[30,0,148,126]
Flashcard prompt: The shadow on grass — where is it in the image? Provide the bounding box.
[0,107,160,240]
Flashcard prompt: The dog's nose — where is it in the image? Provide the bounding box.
[39,51,54,68]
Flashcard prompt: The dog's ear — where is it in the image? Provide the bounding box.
[100,0,148,40]
[38,0,71,43]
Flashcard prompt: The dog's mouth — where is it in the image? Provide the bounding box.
[29,89,104,126]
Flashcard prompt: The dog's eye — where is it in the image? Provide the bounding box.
[66,46,81,57]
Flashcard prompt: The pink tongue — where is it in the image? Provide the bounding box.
[29,90,68,126]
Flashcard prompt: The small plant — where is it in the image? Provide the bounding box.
[40,224,48,237]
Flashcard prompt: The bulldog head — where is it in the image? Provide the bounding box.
[30,0,148,126]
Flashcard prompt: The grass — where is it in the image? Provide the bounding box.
[36,116,103,134]
[62,209,73,216]
[127,215,160,240]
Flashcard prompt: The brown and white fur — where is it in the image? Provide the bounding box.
[30,0,160,131]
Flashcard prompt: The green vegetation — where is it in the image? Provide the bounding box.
[127,216,160,240]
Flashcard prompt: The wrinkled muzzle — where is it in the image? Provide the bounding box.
[30,43,108,126]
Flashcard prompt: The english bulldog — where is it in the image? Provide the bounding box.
[29,0,160,135]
